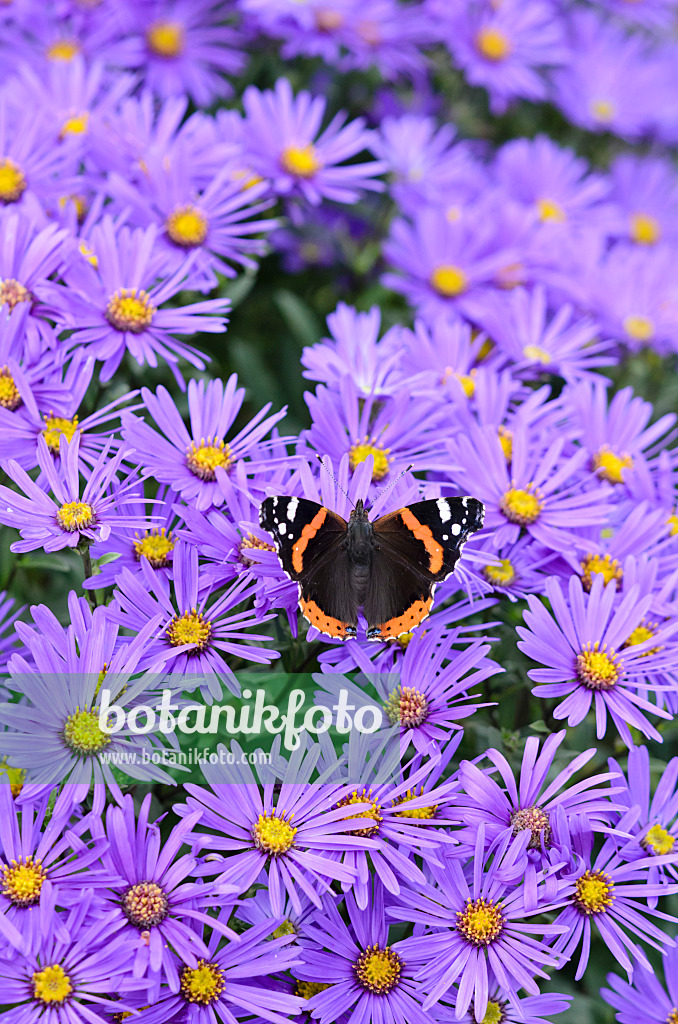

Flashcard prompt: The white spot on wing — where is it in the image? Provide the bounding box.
[437,497,452,523]
[442,534,448,541]
[278,522,287,535]
[287,497,299,521]
[451,522,461,536]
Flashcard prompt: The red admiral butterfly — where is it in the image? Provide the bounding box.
[259,494,484,641]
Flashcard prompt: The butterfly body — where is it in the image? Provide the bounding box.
[259,494,484,642]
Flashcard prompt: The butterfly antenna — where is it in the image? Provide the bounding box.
[315,454,355,508]
[373,463,415,505]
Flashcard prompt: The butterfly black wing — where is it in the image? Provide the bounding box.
[363,496,484,641]
[259,496,359,639]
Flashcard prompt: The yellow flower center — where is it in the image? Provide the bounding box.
[281,144,322,178]
[392,787,437,819]
[296,980,332,998]
[179,961,226,1005]
[354,946,403,994]
[536,197,566,223]
[497,425,513,462]
[240,532,276,565]
[643,824,675,856]
[623,622,660,656]
[105,288,155,334]
[134,528,175,568]
[430,264,468,297]
[623,315,654,342]
[580,553,623,592]
[456,370,477,397]
[337,789,383,837]
[46,39,80,61]
[523,344,551,364]
[576,643,621,691]
[146,21,185,57]
[1,856,47,906]
[166,610,212,652]
[0,760,24,797]
[252,812,297,855]
[63,707,110,755]
[272,919,296,938]
[590,99,616,123]
[122,881,169,929]
[60,113,89,139]
[78,239,97,267]
[630,212,661,245]
[56,501,95,532]
[42,414,79,453]
[666,1010,678,1024]
[667,513,678,537]
[385,686,429,728]
[499,485,543,526]
[348,441,390,481]
[32,964,73,1005]
[456,897,504,946]
[592,446,633,484]
[480,1001,504,1024]
[483,558,516,586]
[475,26,512,61]
[574,869,615,915]
[0,366,21,410]
[510,806,551,850]
[186,438,233,480]
[59,194,88,221]
[166,205,209,248]
[0,277,31,309]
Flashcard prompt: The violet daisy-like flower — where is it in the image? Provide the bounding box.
[453,987,572,1024]
[0,895,143,1023]
[390,825,567,1019]
[0,433,152,554]
[108,908,304,1024]
[0,590,23,681]
[182,752,376,916]
[85,794,239,1000]
[108,540,278,699]
[551,813,678,980]
[454,730,620,903]
[602,945,678,1024]
[450,420,612,559]
[517,574,678,746]
[242,77,386,205]
[607,745,678,896]
[608,153,678,248]
[294,879,448,1024]
[121,376,288,511]
[55,217,229,382]
[0,94,76,217]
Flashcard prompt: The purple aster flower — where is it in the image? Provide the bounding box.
[121,376,288,512]
[54,217,229,382]
[563,377,676,490]
[0,784,111,956]
[0,433,152,555]
[598,0,678,28]
[119,0,245,106]
[551,813,678,980]
[607,745,678,898]
[0,590,23,681]
[608,153,678,248]
[294,879,449,1024]
[472,286,614,382]
[315,633,498,757]
[382,202,519,321]
[430,0,568,113]
[182,754,378,916]
[588,243,678,353]
[301,302,408,398]
[0,895,144,1023]
[390,825,567,1019]
[0,304,70,423]
[453,988,572,1024]
[517,574,678,746]
[455,730,621,904]
[109,909,304,1024]
[84,794,239,1001]
[108,540,278,699]
[330,0,436,81]
[601,945,678,1024]
[450,420,612,559]
[242,77,386,205]
[105,145,278,292]
[475,535,556,602]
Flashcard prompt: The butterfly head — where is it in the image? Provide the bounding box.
[349,499,370,522]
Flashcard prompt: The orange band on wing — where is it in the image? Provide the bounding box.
[399,509,444,574]
[300,597,349,639]
[375,596,433,641]
[291,507,327,573]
